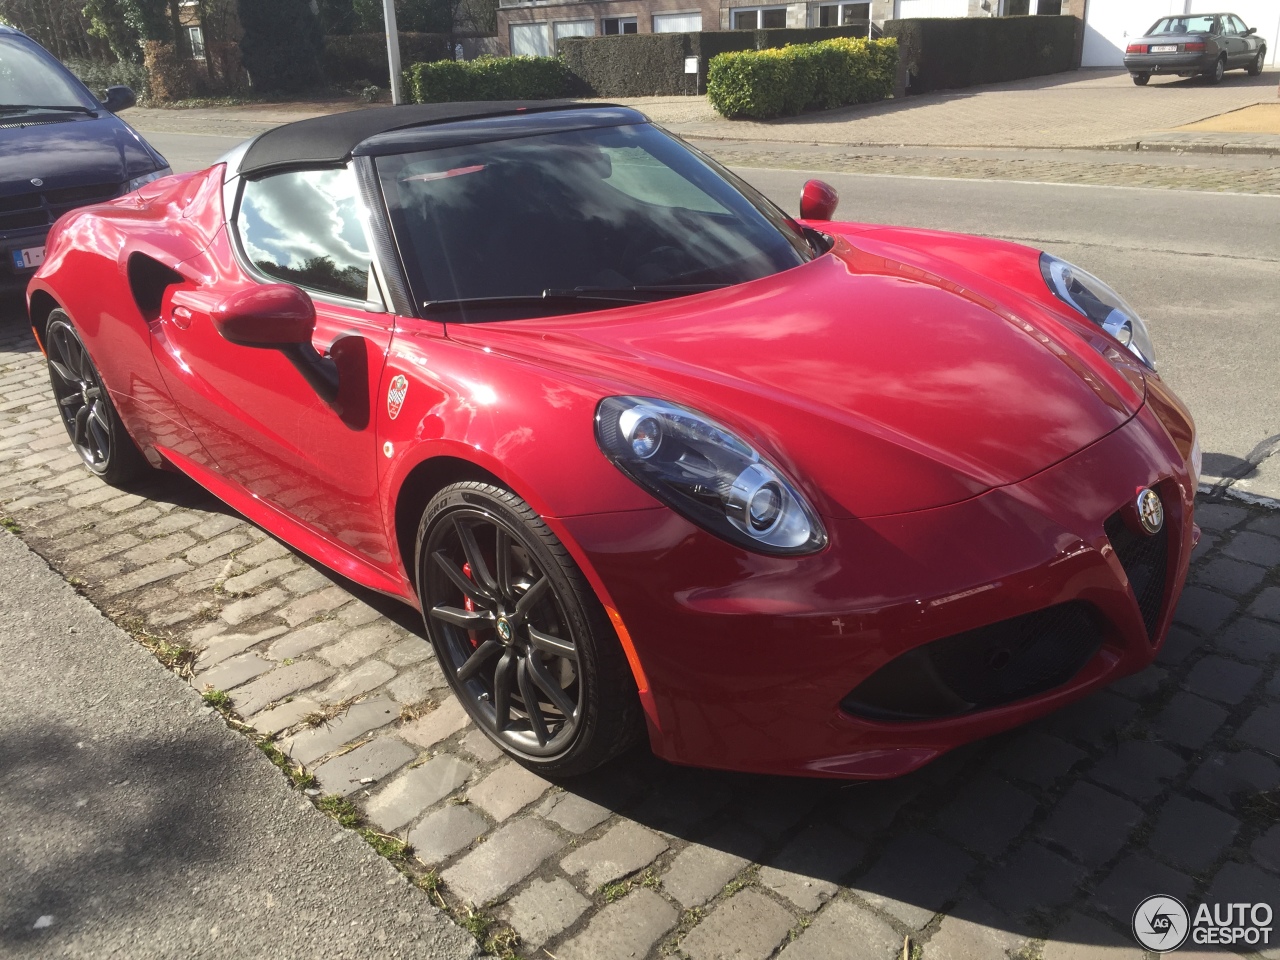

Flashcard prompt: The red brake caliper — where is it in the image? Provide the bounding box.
[462,562,479,648]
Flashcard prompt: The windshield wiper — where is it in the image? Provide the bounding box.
[423,285,724,314]
[0,103,96,115]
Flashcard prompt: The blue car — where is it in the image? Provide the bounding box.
[1,25,169,294]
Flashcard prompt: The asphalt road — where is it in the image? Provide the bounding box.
[0,529,479,960]
[29,129,1280,496]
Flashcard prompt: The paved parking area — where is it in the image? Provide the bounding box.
[1,315,1278,959]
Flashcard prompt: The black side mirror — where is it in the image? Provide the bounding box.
[1244,26,1257,36]
[101,85,136,113]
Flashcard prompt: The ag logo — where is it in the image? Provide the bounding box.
[1133,895,1190,952]
[30,177,43,187]
[387,374,409,420]
[1136,487,1164,535]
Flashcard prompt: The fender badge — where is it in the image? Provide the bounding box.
[387,374,408,420]
[1136,488,1164,535]
[30,177,43,187]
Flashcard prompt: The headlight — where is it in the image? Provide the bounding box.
[126,166,171,193]
[1040,253,1156,370]
[595,396,827,555]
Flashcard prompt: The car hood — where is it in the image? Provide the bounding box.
[448,233,1143,519]
[0,114,160,200]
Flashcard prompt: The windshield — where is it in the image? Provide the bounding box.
[0,37,91,110]
[376,122,813,318]
[1148,15,1217,35]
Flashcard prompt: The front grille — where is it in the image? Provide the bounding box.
[841,601,1104,723]
[1,181,120,234]
[1105,508,1170,642]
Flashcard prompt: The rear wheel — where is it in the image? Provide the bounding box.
[1131,73,1150,85]
[416,481,642,777]
[1207,54,1226,83]
[1248,48,1266,76]
[45,311,150,486]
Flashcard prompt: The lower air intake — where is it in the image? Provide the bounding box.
[841,602,1104,723]
[1104,509,1170,642]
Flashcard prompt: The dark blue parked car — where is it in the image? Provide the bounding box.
[1,25,169,294]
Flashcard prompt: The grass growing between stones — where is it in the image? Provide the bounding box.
[1237,787,1280,825]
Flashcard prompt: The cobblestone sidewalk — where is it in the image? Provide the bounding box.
[1,316,1278,960]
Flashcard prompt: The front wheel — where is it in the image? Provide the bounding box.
[1207,55,1226,84]
[1247,49,1266,76]
[1131,73,1150,86]
[45,311,151,486]
[416,481,642,777]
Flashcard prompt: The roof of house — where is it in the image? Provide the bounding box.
[238,101,621,176]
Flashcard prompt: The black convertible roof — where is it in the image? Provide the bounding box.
[238,100,614,176]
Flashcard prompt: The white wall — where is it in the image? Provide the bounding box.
[1189,0,1278,64]
[895,0,968,17]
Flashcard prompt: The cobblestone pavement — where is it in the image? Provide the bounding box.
[1,315,1278,960]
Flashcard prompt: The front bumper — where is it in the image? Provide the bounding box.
[562,390,1195,779]
[1124,52,1211,75]
[1,224,50,295]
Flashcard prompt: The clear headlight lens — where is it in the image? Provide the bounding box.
[1040,253,1156,370]
[126,166,172,193]
[596,396,827,556]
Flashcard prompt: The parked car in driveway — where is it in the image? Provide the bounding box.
[1125,12,1269,85]
[1,25,169,295]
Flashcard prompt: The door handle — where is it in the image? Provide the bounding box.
[171,304,193,330]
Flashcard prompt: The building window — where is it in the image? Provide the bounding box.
[652,11,702,31]
[1001,0,1061,13]
[815,1,869,26]
[732,6,787,29]
[602,16,638,34]
[1035,0,1062,13]
[510,21,552,56]
[553,18,595,52]
[187,25,206,59]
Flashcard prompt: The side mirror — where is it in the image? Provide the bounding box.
[1244,26,1256,35]
[101,85,136,113]
[800,179,839,221]
[212,284,315,348]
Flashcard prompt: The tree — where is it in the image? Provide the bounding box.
[237,0,324,91]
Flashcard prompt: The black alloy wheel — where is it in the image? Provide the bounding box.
[417,482,641,776]
[44,311,149,485]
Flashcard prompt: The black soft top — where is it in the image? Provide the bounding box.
[238,100,618,176]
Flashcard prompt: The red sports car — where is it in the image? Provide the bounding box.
[27,102,1199,779]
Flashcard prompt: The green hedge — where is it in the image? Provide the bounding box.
[406,55,572,102]
[65,58,150,101]
[884,15,1076,93]
[708,37,897,120]
[560,26,873,97]
[324,32,452,86]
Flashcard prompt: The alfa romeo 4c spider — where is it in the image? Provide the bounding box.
[27,101,1200,779]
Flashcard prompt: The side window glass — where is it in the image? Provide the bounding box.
[1233,17,1248,35]
[236,167,371,300]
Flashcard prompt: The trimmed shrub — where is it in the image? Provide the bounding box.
[142,41,196,101]
[65,57,151,101]
[237,0,326,93]
[707,37,897,120]
[323,32,452,86]
[406,55,571,103]
[884,15,1075,93]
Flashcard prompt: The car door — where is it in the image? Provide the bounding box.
[149,165,399,578]
[1231,15,1258,62]
[1219,15,1245,65]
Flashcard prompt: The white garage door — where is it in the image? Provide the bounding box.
[510,22,552,57]
[653,12,703,31]
[895,0,968,16]
[1081,0,1187,67]
[1189,0,1279,64]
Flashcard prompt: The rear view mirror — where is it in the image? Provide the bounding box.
[800,179,839,221]
[101,85,136,113]
[212,284,316,348]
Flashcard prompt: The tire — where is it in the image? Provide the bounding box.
[416,481,643,777]
[1207,55,1226,83]
[44,311,151,486]
[1132,73,1150,85]
[1248,48,1266,77]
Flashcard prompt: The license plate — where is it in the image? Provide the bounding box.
[1151,44,1178,53]
[11,245,44,271]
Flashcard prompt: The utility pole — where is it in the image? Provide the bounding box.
[383,0,403,104]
